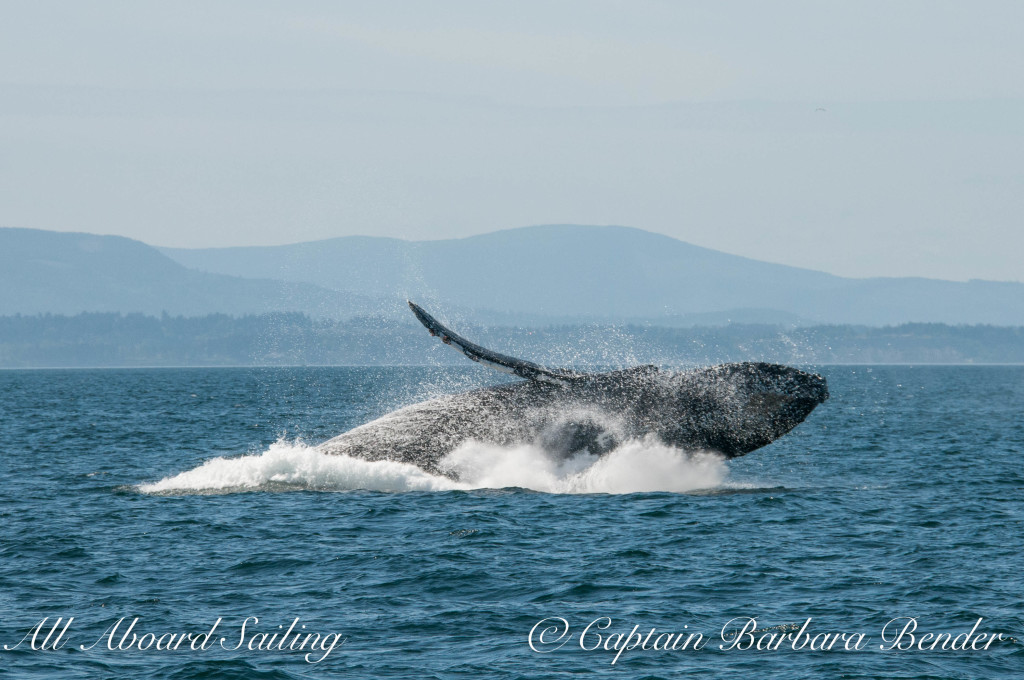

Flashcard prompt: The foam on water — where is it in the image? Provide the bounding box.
[139,437,727,495]
[138,440,457,494]
[440,437,727,494]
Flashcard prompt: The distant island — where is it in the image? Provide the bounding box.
[1,312,1021,368]
[2,224,1023,367]
[3,225,1024,326]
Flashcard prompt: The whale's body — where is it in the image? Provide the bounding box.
[321,303,829,477]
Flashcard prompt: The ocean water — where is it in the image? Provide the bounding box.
[1,365,1021,678]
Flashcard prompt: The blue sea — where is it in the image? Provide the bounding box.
[1,365,1021,678]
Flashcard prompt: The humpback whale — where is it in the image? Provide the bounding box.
[320,302,829,477]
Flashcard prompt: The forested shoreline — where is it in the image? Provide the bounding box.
[2,312,1023,367]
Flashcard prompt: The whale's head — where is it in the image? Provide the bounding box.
[734,361,830,414]
[663,362,829,457]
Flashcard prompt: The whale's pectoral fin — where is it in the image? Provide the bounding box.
[408,301,583,385]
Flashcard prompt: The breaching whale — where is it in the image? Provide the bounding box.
[320,302,829,477]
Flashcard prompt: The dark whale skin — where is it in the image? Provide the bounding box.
[320,359,829,477]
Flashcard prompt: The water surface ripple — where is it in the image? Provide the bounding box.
[1,366,1021,678]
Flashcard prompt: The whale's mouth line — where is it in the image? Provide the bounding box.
[138,436,738,496]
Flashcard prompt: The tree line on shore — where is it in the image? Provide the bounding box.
[1,312,1022,368]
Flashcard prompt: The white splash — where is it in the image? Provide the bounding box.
[439,437,726,494]
[139,440,458,494]
[139,436,727,495]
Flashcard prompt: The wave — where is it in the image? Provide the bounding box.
[138,437,728,495]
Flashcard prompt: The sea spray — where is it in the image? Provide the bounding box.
[138,439,459,494]
[439,436,726,494]
[140,437,727,495]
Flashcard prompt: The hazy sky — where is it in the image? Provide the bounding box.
[1,1,1022,281]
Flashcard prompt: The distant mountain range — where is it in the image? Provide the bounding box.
[0,227,373,318]
[3,224,1023,325]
